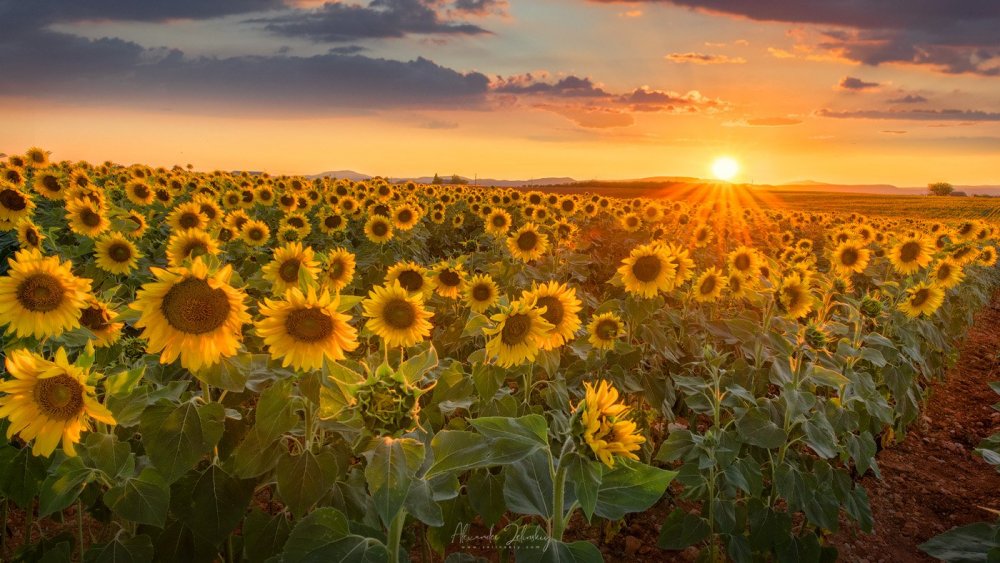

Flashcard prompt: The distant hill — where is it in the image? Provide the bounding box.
[773,181,1000,197]
[309,170,372,181]
[309,171,574,187]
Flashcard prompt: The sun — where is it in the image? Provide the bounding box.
[711,156,740,181]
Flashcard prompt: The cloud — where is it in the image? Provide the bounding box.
[1,1,285,27]
[724,116,803,126]
[534,104,635,128]
[418,119,460,129]
[451,0,509,16]
[880,130,908,134]
[251,0,491,42]
[817,108,1000,121]
[888,94,929,104]
[664,52,746,64]
[491,74,612,97]
[589,0,1000,75]
[839,76,880,90]
[618,87,729,113]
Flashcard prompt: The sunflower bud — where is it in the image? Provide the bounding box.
[860,295,883,318]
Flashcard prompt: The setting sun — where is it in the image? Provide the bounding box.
[711,156,740,181]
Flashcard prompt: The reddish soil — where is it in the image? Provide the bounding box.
[830,294,1000,562]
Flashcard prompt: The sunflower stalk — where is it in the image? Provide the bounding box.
[387,508,407,563]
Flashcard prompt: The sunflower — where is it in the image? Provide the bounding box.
[24,147,49,168]
[280,212,311,238]
[131,257,250,371]
[16,219,45,250]
[386,261,430,297]
[727,273,752,300]
[0,249,92,339]
[523,281,582,350]
[167,202,209,232]
[618,243,676,298]
[620,213,642,232]
[95,232,141,275]
[482,297,554,368]
[978,246,998,267]
[318,209,347,234]
[240,219,270,247]
[32,170,65,200]
[66,198,110,238]
[256,287,359,372]
[693,267,727,302]
[465,274,499,313]
[0,348,116,457]
[79,299,124,347]
[430,262,467,299]
[124,180,154,206]
[262,242,320,295]
[587,312,623,351]
[484,209,511,237]
[193,196,223,226]
[362,281,434,348]
[662,243,695,288]
[122,210,148,239]
[777,273,813,319]
[931,259,964,290]
[392,204,421,231]
[889,236,933,275]
[727,246,760,279]
[365,214,394,244]
[322,248,356,293]
[0,183,35,223]
[166,229,220,268]
[898,282,945,318]
[507,223,549,262]
[575,380,644,467]
[692,224,713,248]
[831,240,871,275]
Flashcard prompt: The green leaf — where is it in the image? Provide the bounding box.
[564,454,601,521]
[594,461,675,520]
[84,534,155,563]
[230,430,285,479]
[425,431,492,478]
[152,521,217,563]
[655,430,694,463]
[467,469,506,527]
[243,509,292,563]
[470,415,548,450]
[736,407,787,449]
[282,507,390,563]
[194,354,250,392]
[658,508,710,550]
[0,446,48,508]
[503,450,553,518]
[172,465,255,544]
[82,433,135,480]
[398,345,438,385]
[276,448,341,518]
[404,478,445,527]
[919,522,1000,563]
[365,437,425,526]
[253,379,299,443]
[515,530,602,563]
[140,400,225,483]
[104,468,170,528]
[808,365,850,388]
[39,456,95,517]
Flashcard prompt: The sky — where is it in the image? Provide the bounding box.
[2,0,999,185]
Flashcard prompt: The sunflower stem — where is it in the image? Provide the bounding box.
[1,498,7,554]
[76,499,85,560]
[200,378,212,403]
[387,508,407,563]
[24,502,33,547]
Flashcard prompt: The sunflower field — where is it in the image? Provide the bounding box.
[0,148,998,563]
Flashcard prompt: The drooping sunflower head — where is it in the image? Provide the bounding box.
[831,240,871,275]
[0,348,116,457]
[166,228,220,268]
[78,299,124,347]
[240,219,270,247]
[889,236,933,274]
[898,282,944,318]
[361,280,434,348]
[262,241,320,295]
[587,311,623,351]
[322,248,356,293]
[617,243,677,298]
[130,257,250,371]
[482,297,554,368]
[777,273,813,319]
[431,262,467,299]
[386,261,429,297]
[365,214,394,244]
[95,232,142,275]
[0,248,93,339]
[465,273,499,313]
[507,222,549,262]
[256,287,359,372]
[523,280,582,350]
[693,267,727,303]
[574,380,644,467]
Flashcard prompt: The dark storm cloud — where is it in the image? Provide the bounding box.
[839,76,880,90]
[452,0,509,16]
[817,108,1000,122]
[492,74,612,97]
[0,0,285,27]
[250,0,490,43]
[588,0,1000,75]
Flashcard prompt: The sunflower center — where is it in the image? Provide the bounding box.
[438,270,461,287]
[329,259,346,280]
[910,289,929,307]
[108,242,133,263]
[81,208,102,227]
[472,283,492,302]
[626,217,639,228]
[535,295,564,327]
[16,273,66,312]
[397,210,413,223]
[595,319,618,340]
[631,255,662,283]
[42,175,61,192]
[285,307,334,342]
[0,189,27,211]
[492,215,506,228]
[325,216,342,229]
[734,254,751,271]
[899,241,921,262]
[34,374,85,421]
[840,248,859,266]
[25,228,40,246]
[179,213,200,229]
[371,221,389,237]
[783,286,803,308]
[278,259,301,283]
[383,299,417,330]
[160,277,232,335]
[133,184,150,198]
[516,231,538,251]
[937,264,952,281]
[501,313,531,346]
[288,217,305,228]
[80,305,111,331]
[700,275,717,295]
[396,270,424,292]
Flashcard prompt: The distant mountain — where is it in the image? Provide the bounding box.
[772,181,1000,196]
[309,171,574,187]
[309,170,372,181]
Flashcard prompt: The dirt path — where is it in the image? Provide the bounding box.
[831,293,1000,562]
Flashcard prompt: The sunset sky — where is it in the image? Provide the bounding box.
[2,1,999,185]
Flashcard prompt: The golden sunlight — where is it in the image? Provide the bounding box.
[711,156,740,181]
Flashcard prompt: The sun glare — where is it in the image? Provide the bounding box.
[711,156,740,181]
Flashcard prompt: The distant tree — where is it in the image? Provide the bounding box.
[950,191,967,197]
[431,173,443,185]
[928,182,954,196]
[450,174,468,185]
